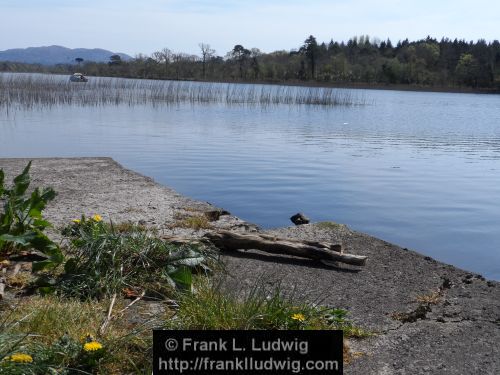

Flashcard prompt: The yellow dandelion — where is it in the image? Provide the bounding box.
[9,353,33,363]
[83,341,103,352]
[91,214,102,222]
[291,313,306,322]
[72,219,81,224]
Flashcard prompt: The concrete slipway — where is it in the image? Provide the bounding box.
[1,157,498,374]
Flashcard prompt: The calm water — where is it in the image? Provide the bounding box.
[1,75,500,280]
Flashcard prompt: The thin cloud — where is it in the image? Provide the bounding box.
[0,0,498,56]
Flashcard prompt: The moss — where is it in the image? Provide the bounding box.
[316,221,343,230]
[176,215,212,230]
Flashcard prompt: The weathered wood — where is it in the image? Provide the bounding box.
[203,230,366,266]
[161,233,342,254]
[255,233,343,253]
[161,230,366,266]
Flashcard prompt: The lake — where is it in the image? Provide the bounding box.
[1,73,499,280]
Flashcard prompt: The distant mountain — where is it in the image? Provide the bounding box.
[0,45,132,65]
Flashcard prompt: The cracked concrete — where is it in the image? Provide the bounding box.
[1,157,499,374]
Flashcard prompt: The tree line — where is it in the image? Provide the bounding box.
[2,36,500,91]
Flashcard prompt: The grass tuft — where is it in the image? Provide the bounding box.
[316,221,344,230]
[168,278,369,336]
[175,215,212,230]
[415,290,442,305]
[58,217,218,299]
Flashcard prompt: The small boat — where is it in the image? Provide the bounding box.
[69,73,88,82]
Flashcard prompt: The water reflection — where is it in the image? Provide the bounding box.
[1,75,500,279]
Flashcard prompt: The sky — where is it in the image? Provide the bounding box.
[0,0,498,57]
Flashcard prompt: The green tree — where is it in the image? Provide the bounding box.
[108,55,122,66]
[300,35,319,78]
[416,43,440,68]
[250,48,262,79]
[381,58,403,83]
[230,45,251,79]
[455,53,480,86]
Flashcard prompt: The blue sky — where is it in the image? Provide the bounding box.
[0,0,498,56]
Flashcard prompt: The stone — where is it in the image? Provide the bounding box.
[290,212,310,225]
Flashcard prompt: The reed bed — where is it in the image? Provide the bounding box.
[0,73,362,111]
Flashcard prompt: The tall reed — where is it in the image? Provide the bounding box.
[0,73,364,111]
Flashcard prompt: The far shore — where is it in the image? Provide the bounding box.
[193,78,500,95]
[3,69,499,95]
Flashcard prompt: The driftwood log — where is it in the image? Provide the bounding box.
[163,230,367,266]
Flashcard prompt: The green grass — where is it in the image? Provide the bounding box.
[168,278,368,336]
[166,279,370,364]
[1,280,370,373]
[58,217,218,299]
[175,214,212,230]
[0,217,371,373]
[1,277,370,373]
[1,296,154,374]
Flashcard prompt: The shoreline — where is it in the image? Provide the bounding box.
[1,157,499,374]
[193,78,500,95]
[4,70,499,95]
